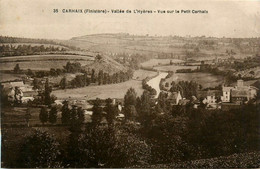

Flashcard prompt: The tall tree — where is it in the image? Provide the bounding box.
[25,108,32,127]
[39,107,48,125]
[33,78,41,90]
[59,76,67,89]
[124,88,137,107]
[44,78,52,105]
[49,106,58,124]
[138,90,153,127]
[91,69,96,83]
[14,63,21,73]
[77,107,85,124]
[91,98,103,126]
[124,88,137,121]
[61,100,70,124]
[104,98,117,126]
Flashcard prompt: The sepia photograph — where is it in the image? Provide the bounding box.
[0,0,260,168]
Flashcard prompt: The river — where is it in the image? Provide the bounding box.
[147,72,168,98]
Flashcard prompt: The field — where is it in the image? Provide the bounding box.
[2,107,59,126]
[2,106,92,126]
[0,54,94,70]
[0,73,26,82]
[163,72,224,88]
[53,79,144,100]
[154,65,198,72]
[141,59,184,67]
[133,69,158,80]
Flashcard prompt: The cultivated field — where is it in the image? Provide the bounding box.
[53,80,144,100]
[0,55,94,70]
[0,73,25,82]
[141,59,184,67]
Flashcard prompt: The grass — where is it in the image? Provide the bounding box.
[154,65,198,72]
[53,79,144,100]
[163,72,224,88]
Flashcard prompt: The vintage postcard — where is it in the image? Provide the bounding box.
[0,0,259,168]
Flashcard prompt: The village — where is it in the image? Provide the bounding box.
[1,34,259,168]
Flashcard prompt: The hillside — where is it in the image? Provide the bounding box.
[66,33,260,60]
[0,36,127,74]
[150,151,260,168]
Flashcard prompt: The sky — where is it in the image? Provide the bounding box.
[0,0,259,39]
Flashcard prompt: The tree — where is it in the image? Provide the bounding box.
[27,69,34,77]
[91,69,96,83]
[39,107,48,125]
[77,107,85,124]
[98,70,104,85]
[14,64,21,73]
[124,88,137,107]
[61,100,70,124]
[25,108,32,127]
[17,130,62,168]
[14,87,23,105]
[104,98,117,126]
[44,78,52,105]
[138,90,153,127]
[68,126,151,168]
[124,88,137,121]
[91,98,103,126]
[60,76,67,89]
[33,78,41,90]
[49,106,58,124]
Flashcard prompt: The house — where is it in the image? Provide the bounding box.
[221,87,233,102]
[167,91,182,105]
[21,90,37,103]
[221,79,258,104]
[197,90,222,108]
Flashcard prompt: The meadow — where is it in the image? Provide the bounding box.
[133,69,158,80]
[53,79,144,100]
[163,72,224,88]
[154,65,199,72]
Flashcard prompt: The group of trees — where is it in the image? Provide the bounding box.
[39,106,58,125]
[11,124,150,168]
[2,85,259,168]
[170,81,199,99]
[30,78,56,106]
[142,78,157,96]
[60,100,85,125]
[91,98,119,126]
[64,68,133,89]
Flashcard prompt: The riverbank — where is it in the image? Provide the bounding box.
[147,72,168,98]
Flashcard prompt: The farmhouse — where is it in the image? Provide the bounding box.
[167,91,182,105]
[197,90,222,109]
[221,79,258,104]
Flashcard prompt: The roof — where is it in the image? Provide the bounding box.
[197,90,222,98]
[168,92,180,100]
[178,99,190,105]
[231,90,248,98]
[223,87,234,92]
[23,91,38,97]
